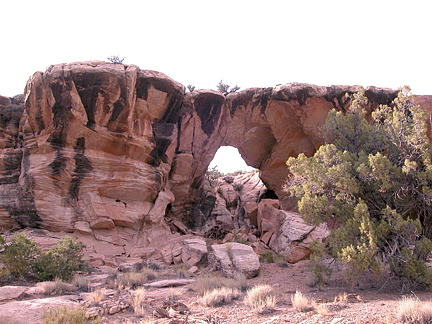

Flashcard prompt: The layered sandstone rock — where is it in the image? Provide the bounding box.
[2,61,432,264]
[2,62,184,244]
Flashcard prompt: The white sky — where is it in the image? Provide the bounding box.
[1,0,431,172]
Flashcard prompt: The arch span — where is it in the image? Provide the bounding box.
[168,84,405,224]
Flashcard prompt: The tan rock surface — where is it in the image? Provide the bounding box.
[210,242,260,278]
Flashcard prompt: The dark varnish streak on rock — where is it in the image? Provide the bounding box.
[136,76,184,124]
[149,123,177,167]
[49,150,68,177]
[364,88,398,106]
[0,149,23,185]
[13,152,42,228]
[71,72,102,128]
[68,137,93,201]
[194,93,224,136]
[272,86,315,106]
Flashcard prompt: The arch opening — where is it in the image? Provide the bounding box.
[208,146,255,175]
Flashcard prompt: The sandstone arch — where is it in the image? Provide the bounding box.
[1,62,432,241]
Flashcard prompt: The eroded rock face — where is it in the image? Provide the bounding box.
[2,61,432,258]
[1,62,184,244]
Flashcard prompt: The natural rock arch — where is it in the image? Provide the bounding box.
[1,61,432,241]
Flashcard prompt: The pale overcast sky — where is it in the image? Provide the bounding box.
[1,0,430,172]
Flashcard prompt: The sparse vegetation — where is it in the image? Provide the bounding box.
[305,271,319,288]
[0,233,88,282]
[115,267,157,289]
[201,287,240,307]
[398,296,432,324]
[314,302,329,316]
[244,284,276,310]
[206,165,224,187]
[130,287,147,316]
[194,274,247,295]
[216,80,240,95]
[291,290,312,312]
[39,278,75,295]
[186,84,196,92]
[259,252,274,263]
[41,305,98,324]
[72,274,90,292]
[0,232,39,280]
[33,236,87,281]
[87,288,106,303]
[286,87,432,288]
[107,55,125,64]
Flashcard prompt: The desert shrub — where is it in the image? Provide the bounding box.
[41,305,98,324]
[216,80,240,95]
[186,84,196,92]
[0,232,40,280]
[201,287,240,307]
[107,55,125,64]
[244,284,276,310]
[398,296,432,324]
[206,165,224,187]
[259,252,274,263]
[285,87,432,287]
[291,290,312,312]
[307,240,332,286]
[32,236,87,281]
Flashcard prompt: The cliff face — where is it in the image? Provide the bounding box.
[1,61,431,244]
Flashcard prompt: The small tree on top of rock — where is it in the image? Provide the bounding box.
[186,85,196,92]
[107,55,125,64]
[217,80,240,95]
[285,87,432,288]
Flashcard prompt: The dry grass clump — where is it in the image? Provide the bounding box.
[115,267,157,288]
[291,290,312,312]
[130,287,147,316]
[398,296,432,324]
[334,292,348,302]
[41,305,98,324]
[87,288,107,302]
[201,287,241,307]
[244,284,276,310]
[72,274,90,292]
[39,278,75,295]
[194,274,247,295]
[313,302,329,316]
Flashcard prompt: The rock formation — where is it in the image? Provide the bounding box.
[1,61,432,266]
